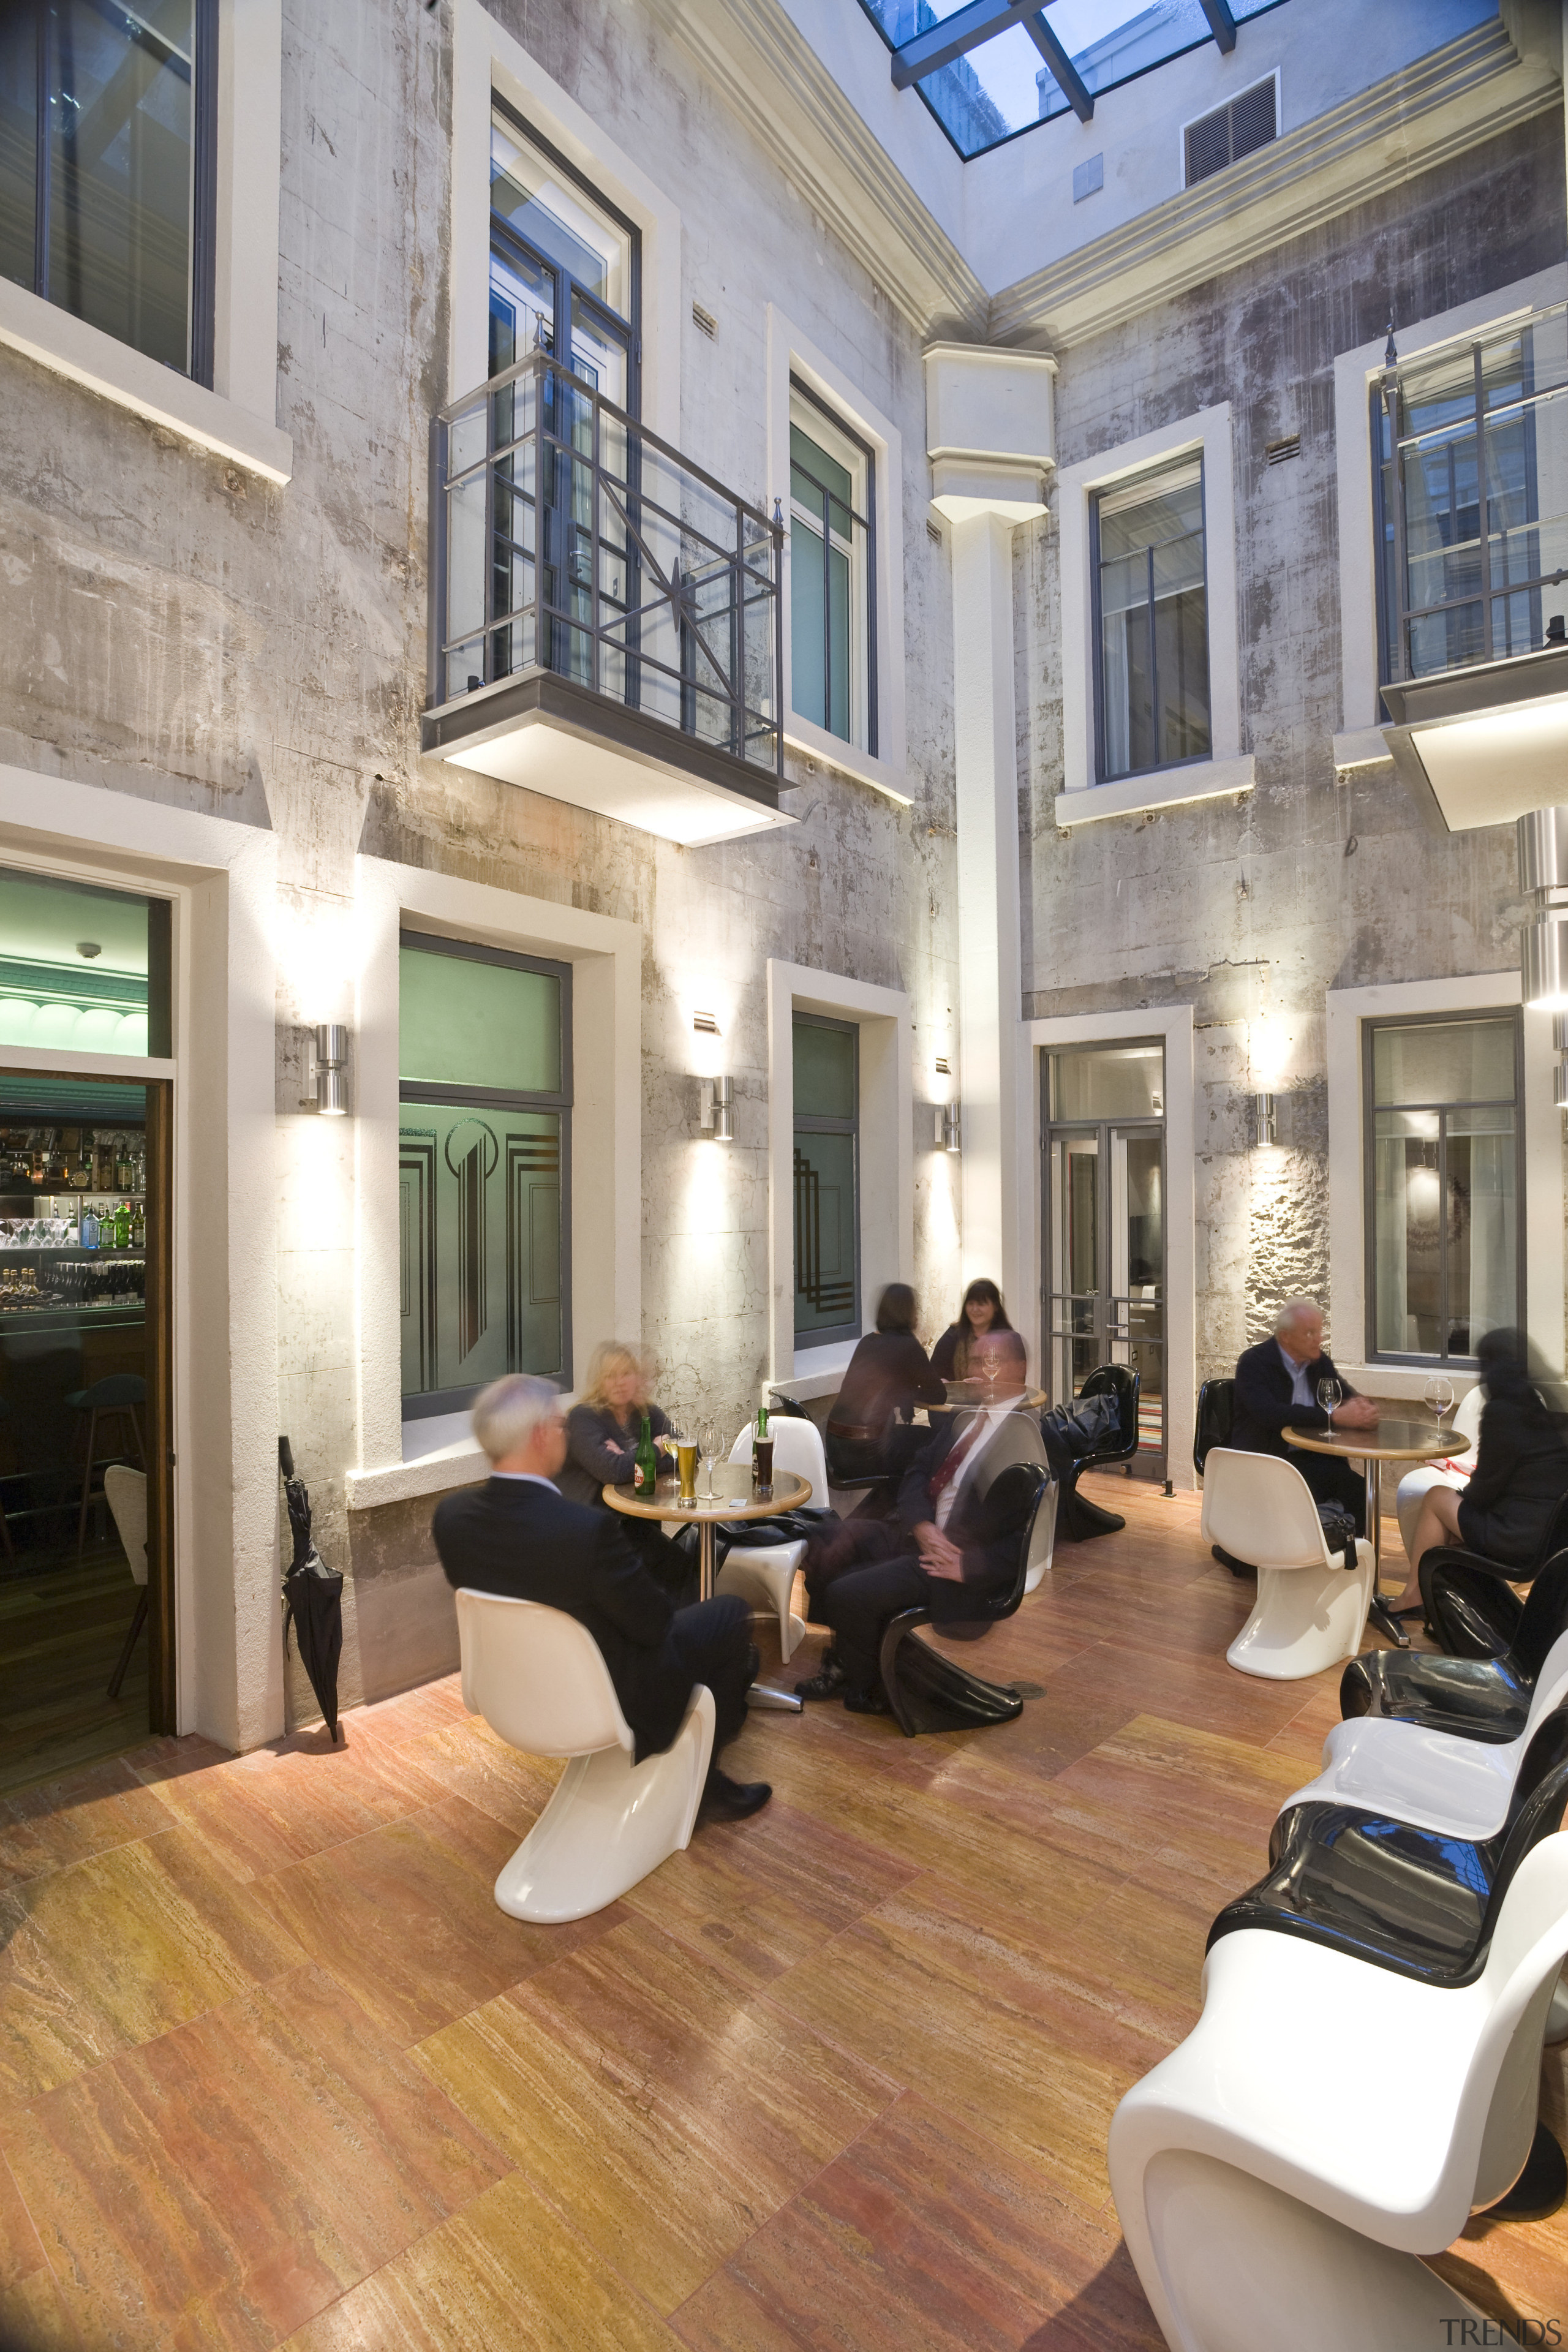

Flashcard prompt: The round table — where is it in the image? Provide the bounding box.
[1284,1417,1450,1648]
[604,1463,813,1712]
[930,1382,1047,1415]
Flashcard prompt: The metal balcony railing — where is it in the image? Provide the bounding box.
[1379,302,1568,684]
[428,353,784,786]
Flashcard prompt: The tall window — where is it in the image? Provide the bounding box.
[790,383,876,753]
[793,1013,859,1344]
[1093,456,1210,780]
[0,0,217,380]
[488,100,638,413]
[399,934,571,1415]
[1365,1014,1523,1365]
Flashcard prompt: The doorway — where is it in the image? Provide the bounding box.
[1044,1041,1166,1478]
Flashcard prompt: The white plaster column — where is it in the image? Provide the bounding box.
[925,344,1055,1318]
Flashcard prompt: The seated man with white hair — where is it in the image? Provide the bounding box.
[434,1374,771,1823]
[1231,1297,1378,1535]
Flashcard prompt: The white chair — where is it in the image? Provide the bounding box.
[454,1588,715,1923]
[715,1415,827,1661]
[1202,1447,1374,1680]
[1293,1629,1568,1842]
[104,1464,149,1700]
[1109,1835,1568,2352]
[1394,1381,1484,1560]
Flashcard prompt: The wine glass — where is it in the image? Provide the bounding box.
[697,1417,720,1502]
[1316,1377,1341,1419]
[1424,1373,1455,1431]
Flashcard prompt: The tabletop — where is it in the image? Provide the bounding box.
[930,1382,1048,1414]
[1283,1417,1450,1464]
[603,1462,812,1521]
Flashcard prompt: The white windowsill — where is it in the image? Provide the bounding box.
[1335,1364,1481,1406]
[1332,728,1395,776]
[784,715,914,806]
[0,278,292,483]
[774,1339,857,1401]
[1055,754,1255,829]
[345,1440,488,1513]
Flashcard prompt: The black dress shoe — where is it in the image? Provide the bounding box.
[700,1770,772,1822]
[794,1657,846,1700]
[1479,2122,1567,2223]
[843,1686,892,1716]
[742,1643,761,1683]
[1212,1545,1256,1578]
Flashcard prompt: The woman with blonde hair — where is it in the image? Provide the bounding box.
[560,1341,696,1599]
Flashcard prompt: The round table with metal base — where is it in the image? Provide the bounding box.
[604,1464,813,1712]
[929,1384,1048,1415]
[1283,1419,1449,1650]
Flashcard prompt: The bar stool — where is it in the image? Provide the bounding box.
[70,1374,146,1558]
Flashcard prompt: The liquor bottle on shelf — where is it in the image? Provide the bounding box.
[130,1202,145,1251]
[113,1200,131,1250]
[80,1203,99,1250]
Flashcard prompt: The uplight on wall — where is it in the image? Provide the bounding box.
[1555,1014,1568,1112]
[1254,1092,1278,1148]
[698,1076,734,1142]
[313,1024,349,1116]
[936,1103,961,1152]
[1519,808,1568,1010]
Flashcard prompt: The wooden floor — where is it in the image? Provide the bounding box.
[0,1544,148,1795]
[0,1477,1563,2350]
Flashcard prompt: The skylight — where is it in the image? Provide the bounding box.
[858,0,1289,160]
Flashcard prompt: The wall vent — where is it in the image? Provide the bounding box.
[935,1056,951,1075]
[1183,75,1277,187]
[693,1009,720,1034]
[926,519,943,544]
[1265,433,1301,466]
[692,301,717,340]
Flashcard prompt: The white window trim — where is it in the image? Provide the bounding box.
[1055,403,1247,826]
[0,0,290,483]
[767,304,911,805]
[448,0,682,439]
[349,858,642,1512]
[1333,262,1568,739]
[766,960,913,1392]
[1022,1005,1197,1491]
[1325,971,1565,1395]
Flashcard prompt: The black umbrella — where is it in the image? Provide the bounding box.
[279,1435,344,1743]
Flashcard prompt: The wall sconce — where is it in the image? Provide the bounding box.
[698,1076,734,1142]
[1555,1014,1568,1112]
[1519,807,1568,1009]
[936,1104,961,1152]
[1254,1091,1277,1148]
[313,1024,349,1117]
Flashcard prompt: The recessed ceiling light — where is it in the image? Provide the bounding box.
[76,941,102,959]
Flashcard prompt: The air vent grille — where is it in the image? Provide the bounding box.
[1265,433,1301,466]
[692,301,717,340]
[1183,76,1277,187]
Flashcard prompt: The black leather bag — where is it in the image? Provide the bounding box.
[1317,1502,1357,1571]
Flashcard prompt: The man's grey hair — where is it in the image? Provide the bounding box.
[1273,1297,1323,1337]
[472,1374,560,1463]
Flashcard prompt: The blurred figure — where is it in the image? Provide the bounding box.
[827,1283,946,1506]
[930,1278,1027,1384]
[559,1341,695,1602]
[1403,1328,1568,1590]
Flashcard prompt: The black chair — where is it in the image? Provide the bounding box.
[1055,1363,1139,1540]
[1416,1490,1568,1658]
[877,1461,1050,1738]
[1340,1549,1568,1744]
[1206,1703,1568,1987]
[765,1390,814,1421]
[1192,1378,1234,1477]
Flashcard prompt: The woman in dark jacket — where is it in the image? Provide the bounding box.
[929,1278,1026,1385]
[560,1341,697,1600]
[827,1284,945,1501]
[1407,1328,1568,1585]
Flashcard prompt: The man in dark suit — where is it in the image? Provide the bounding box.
[795,1331,1036,1712]
[1232,1297,1378,1531]
[434,1374,770,1822]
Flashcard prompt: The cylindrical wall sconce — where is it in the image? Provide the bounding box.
[315,1024,348,1117]
[935,1104,960,1152]
[1555,1013,1568,1111]
[698,1076,734,1142]
[1254,1091,1277,1147]
[1518,808,1568,1011]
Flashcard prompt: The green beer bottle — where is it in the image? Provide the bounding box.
[634,1409,658,1496]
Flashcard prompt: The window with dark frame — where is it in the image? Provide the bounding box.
[398,932,573,1416]
[1363,1011,1524,1366]
[488,96,640,417]
[789,379,877,756]
[1091,454,1211,782]
[793,1012,860,1346]
[0,0,218,383]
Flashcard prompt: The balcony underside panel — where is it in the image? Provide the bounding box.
[1381,646,1568,832]
[421,671,794,848]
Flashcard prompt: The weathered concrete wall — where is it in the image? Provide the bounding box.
[1023,110,1567,1381]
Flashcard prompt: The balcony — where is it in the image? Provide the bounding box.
[1377,302,1568,832]
[421,355,792,848]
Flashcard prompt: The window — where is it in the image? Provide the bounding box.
[0,865,170,1058]
[0,0,217,381]
[790,383,876,755]
[1365,1014,1523,1364]
[1093,456,1210,781]
[1182,76,1278,187]
[398,933,571,1415]
[488,99,638,414]
[1373,303,1568,685]
[793,1013,859,1344]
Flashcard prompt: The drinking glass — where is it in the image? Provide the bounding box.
[697,1417,720,1501]
[673,1427,698,1505]
[1316,1378,1341,1417]
[1424,1374,1455,1430]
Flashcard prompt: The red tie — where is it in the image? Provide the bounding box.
[930,1414,986,1503]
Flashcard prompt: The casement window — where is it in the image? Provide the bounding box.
[399,933,571,1415]
[488,97,639,415]
[0,0,218,381]
[1092,455,1211,781]
[790,382,876,755]
[793,1012,859,1344]
[1365,1012,1524,1364]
